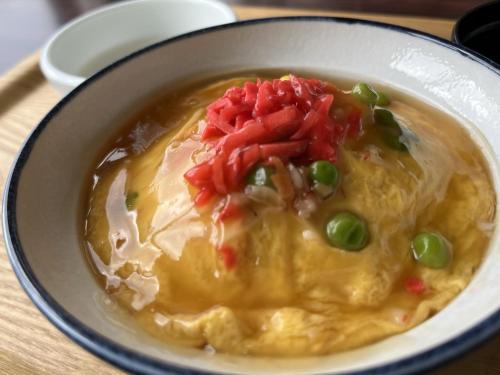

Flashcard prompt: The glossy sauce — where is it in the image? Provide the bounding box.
[83,72,496,355]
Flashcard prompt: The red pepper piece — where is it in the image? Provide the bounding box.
[184,161,212,188]
[306,140,337,163]
[273,79,294,104]
[218,244,237,269]
[243,81,258,106]
[213,120,236,135]
[259,140,308,160]
[309,119,335,141]
[261,106,301,137]
[220,104,251,129]
[193,188,215,207]
[291,110,322,140]
[207,97,232,112]
[211,153,227,194]
[201,123,224,140]
[217,120,268,154]
[234,114,251,130]
[225,148,243,190]
[313,94,334,114]
[225,87,244,103]
[405,277,425,295]
[217,200,242,222]
[240,144,261,176]
[255,81,278,116]
[290,75,313,106]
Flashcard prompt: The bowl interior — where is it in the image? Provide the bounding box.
[8,19,500,375]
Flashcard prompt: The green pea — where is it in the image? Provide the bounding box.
[411,232,451,269]
[247,165,275,188]
[325,212,369,251]
[125,191,139,211]
[352,83,378,105]
[309,160,339,187]
[374,108,399,129]
[374,109,408,151]
[376,92,391,106]
[384,128,409,152]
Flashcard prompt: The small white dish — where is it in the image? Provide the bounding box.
[39,0,236,95]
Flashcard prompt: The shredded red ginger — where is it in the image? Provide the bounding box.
[405,277,426,295]
[184,75,362,204]
[218,244,237,269]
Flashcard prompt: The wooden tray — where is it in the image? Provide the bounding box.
[0,5,498,375]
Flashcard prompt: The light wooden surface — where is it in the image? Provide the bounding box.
[232,5,455,39]
[0,5,498,375]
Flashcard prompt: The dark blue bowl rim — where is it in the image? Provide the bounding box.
[4,16,500,375]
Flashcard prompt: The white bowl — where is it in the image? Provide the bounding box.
[39,0,236,95]
[6,17,500,375]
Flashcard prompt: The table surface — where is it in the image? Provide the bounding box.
[1,4,500,375]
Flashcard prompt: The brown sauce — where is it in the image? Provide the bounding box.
[83,71,495,356]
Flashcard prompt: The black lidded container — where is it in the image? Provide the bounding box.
[453,0,500,65]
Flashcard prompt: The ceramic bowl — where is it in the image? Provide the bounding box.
[452,0,500,65]
[6,17,500,375]
[39,0,236,95]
